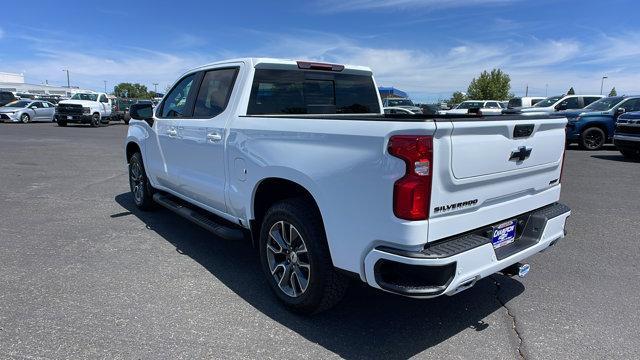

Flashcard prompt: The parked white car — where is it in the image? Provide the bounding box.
[507,96,546,109]
[55,92,113,127]
[0,100,56,123]
[382,98,423,114]
[510,94,603,116]
[439,100,504,115]
[125,58,570,313]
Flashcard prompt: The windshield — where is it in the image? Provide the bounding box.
[456,101,484,109]
[584,96,624,111]
[71,93,98,101]
[534,96,563,108]
[386,99,414,107]
[4,100,31,108]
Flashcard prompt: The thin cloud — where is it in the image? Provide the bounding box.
[0,27,4,39]
[316,0,517,12]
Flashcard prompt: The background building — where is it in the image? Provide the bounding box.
[378,86,408,99]
[0,71,92,98]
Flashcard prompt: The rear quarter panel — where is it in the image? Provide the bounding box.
[226,116,437,275]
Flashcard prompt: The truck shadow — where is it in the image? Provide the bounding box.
[114,193,524,359]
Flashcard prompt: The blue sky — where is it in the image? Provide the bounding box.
[1,0,639,101]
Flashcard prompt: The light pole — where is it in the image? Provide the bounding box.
[600,76,608,95]
[62,69,70,88]
[103,80,107,93]
[545,84,548,97]
[153,83,158,94]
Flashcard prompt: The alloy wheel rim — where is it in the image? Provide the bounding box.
[130,162,144,203]
[585,131,603,149]
[21,114,28,123]
[266,221,311,298]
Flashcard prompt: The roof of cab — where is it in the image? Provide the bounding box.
[189,57,373,74]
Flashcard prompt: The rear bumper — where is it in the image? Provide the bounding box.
[364,202,571,298]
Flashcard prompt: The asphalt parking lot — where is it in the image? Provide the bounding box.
[1,122,639,359]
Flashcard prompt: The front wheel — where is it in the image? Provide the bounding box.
[57,120,67,127]
[90,113,101,127]
[259,198,349,314]
[20,113,30,123]
[128,152,156,210]
[579,127,605,150]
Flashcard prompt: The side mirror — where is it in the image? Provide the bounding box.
[29,105,37,109]
[129,103,154,126]
[615,107,626,116]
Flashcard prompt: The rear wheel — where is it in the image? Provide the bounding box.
[128,152,156,211]
[579,127,605,150]
[259,198,349,314]
[20,113,30,123]
[57,120,67,127]
[90,113,101,127]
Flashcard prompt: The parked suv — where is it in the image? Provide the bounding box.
[0,91,19,107]
[124,58,570,313]
[504,94,603,115]
[563,96,640,150]
[613,111,640,160]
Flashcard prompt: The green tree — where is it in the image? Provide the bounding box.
[466,69,512,100]
[609,87,617,97]
[567,87,575,95]
[113,83,151,99]
[449,91,467,106]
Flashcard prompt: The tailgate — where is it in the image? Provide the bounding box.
[428,116,567,242]
[451,119,565,178]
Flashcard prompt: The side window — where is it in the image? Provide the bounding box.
[584,97,600,106]
[99,95,108,103]
[42,102,49,108]
[32,102,43,108]
[621,98,640,112]
[558,97,580,109]
[161,74,197,118]
[486,102,500,108]
[193,68,239,118]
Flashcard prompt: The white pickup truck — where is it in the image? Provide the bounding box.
[56,92,113,127]
[125,58,571,313]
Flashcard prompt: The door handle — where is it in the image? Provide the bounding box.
[206,132,223,142]
[166,129,178,137]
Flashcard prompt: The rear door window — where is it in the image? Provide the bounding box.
[193,68,239,118]
[247,69,380,115]
[584,97,601,106]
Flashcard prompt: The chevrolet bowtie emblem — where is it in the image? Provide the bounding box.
[509,146,532,162]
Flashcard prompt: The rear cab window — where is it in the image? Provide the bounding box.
[247,68,380,115]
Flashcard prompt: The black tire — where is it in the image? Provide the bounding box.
[124,116,130,125]
[57,120,67,127]
[259,198,349,314]
[90,113,101,127]
[128,152,156,211]
[20,113,30,123]
[620,148,640,161]
[579,127,606,150]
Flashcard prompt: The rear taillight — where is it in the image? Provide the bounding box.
[388,135,433,220]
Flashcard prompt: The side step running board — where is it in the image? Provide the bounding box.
[152,193,245,241]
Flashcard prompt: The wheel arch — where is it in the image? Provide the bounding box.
[125,141,141,163]
[250,177,325,247]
